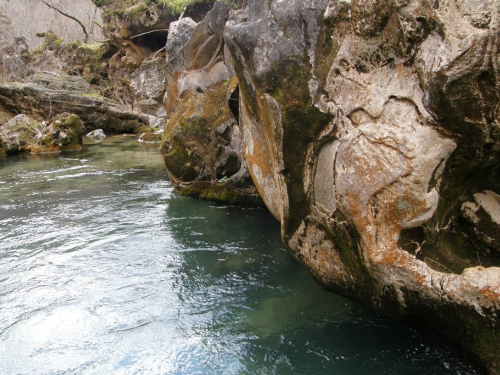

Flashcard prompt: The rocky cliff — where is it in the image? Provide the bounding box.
[160,2,262,204]
[221,0,500,372]
[1,0,499,371]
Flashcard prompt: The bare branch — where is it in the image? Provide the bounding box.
[40,0,89,43]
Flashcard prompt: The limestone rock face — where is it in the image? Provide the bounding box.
[91,1,174,108]
[224,0,500,371]
[98,1,176,42]
[160,3,262,205]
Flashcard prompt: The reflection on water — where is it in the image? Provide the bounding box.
[0,136,479,374]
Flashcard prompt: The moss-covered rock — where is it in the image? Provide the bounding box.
[38,112,85,153]
[0,112,84,154]
[0,114,43,153]
[26,31,113,94]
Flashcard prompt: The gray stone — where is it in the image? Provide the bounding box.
[165,17,197,74]
[131,58,168,101]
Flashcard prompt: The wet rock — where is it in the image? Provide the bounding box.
[32,112,85,153]
[0,114,42,153]
[224,0,500,371]
[86,129,107,143]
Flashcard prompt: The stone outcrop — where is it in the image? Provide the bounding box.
[223,0,500,372]
[160,2,262,205]
[0,112,84,154]
[0,72,148,133]
[21,32,112,93]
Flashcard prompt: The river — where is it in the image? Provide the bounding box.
[0,136,478,374]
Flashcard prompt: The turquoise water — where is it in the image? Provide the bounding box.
[0,136,479,374]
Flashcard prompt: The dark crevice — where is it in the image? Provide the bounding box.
[229,85,240,121]
[133,30,169,52]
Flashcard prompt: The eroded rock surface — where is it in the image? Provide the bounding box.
[160,2,262,205]
[0,74,148,133]
[224,0,500,371]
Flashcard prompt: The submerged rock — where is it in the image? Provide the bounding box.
[138,131,162,144]
[224,0,500,372]
[160,2,262,205]
[86,129,106,143]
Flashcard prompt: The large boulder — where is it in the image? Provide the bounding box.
[160,3,262,205]
[131,58,168,102]
[224,0,500,372]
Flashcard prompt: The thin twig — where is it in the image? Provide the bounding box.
[424,257,452,273]
[179,6,187,20]
[147,46,166,61]
[130,29,169,40]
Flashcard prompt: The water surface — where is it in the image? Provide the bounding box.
[0,136,479,374]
